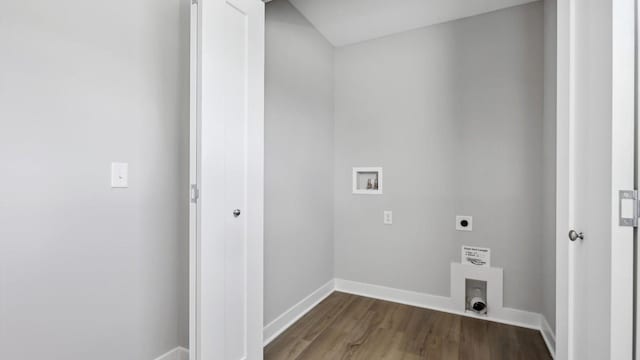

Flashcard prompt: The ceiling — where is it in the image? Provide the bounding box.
[287,0,539,47]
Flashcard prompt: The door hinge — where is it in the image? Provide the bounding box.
[191,184,200,203]
[619,190,639,227]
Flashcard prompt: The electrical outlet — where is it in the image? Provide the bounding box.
[384,210,392,225]
[456,215,472,231]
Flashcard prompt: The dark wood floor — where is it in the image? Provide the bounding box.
[264,292,552,360]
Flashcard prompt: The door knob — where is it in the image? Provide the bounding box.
[233,209,241,217]
[568,230,584,241]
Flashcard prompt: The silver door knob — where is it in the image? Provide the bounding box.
[233,209,241,217]
[568,230,584,241]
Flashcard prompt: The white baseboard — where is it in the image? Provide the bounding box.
[540,315,556,358]
[334,278,541,330]
[153,347,189,360]
[263,279,335,346]
[334,278,452,314]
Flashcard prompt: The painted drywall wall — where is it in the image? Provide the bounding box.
[264,0,335,325]
[541,0,556,332]
[333,3,544,313]
[0,0,190,358]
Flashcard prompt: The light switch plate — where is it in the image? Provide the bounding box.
[384,210,393,225]
[111,162,128,188]
[456,215,472,231]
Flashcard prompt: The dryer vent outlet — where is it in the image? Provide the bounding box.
[465,278,487,315]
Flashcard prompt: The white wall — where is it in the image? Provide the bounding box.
[264,0,335,325]
[0,0,190,358]
[542,0,557,332]
[333,3,545,313]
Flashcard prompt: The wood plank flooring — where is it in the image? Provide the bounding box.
[264,292,552,360]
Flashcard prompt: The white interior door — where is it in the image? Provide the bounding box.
[189,0,264,359]
[556,0,635,359]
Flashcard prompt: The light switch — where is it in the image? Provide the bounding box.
[384,210,392,225]
[111,162,128,188]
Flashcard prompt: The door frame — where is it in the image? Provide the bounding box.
[556,0,635,358]
[189,0,265,359]
[189,0,199,358]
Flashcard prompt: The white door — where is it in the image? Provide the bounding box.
[556,0,635,359]
[189,0,264,359]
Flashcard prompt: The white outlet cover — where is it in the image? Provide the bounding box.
[383,210,392,225]
[111,162,129,188]
[456,215,472,231]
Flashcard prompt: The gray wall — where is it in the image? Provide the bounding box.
[264,0,335,325]
[542,0,557,331]
[0,0,190,359]
[333,3,545,313]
